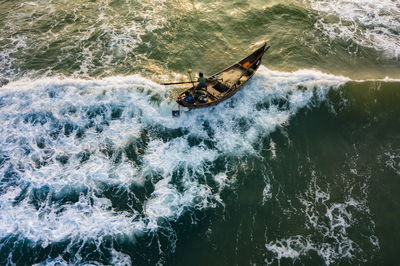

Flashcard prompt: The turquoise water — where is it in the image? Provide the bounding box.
[0,0,399,265]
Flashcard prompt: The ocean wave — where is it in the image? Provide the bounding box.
[309,0,400,59]
[0,68,351,263]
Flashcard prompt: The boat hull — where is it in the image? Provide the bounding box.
[177,43,269,109]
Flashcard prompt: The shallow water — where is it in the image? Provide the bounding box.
[0,0,399,265]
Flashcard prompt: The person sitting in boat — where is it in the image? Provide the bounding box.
[196,72,207,90]
[194,89,205,97]
[194,89,208,103]
[183,91,195,103]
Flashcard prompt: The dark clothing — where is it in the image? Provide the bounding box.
[196,76,207,90]
[196,83,207,90]
[198,76,206,85]
[183,93,195,103]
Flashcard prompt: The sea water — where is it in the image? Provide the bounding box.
[0,0,399,265]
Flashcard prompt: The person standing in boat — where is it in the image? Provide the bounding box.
[196,72,207,90]
[192,72,208,103]
[192,72,206,103]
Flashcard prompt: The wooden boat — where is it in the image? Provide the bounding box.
[176,43,270,109]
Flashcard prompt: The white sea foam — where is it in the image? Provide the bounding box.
[265,235,313,262]
[0,188,139,243]
[0,68,349,263]
[266,165,378,265]
[382,151,400,175]
[0,0,171,80]
[309,0,400,59]
[0,35,27,83]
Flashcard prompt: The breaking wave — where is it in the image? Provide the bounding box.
[0,67,355,264]
[309,0,400,59]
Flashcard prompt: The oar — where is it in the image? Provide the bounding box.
[161,81,196,85]
[187,68,195,88]
[161,77,223,85]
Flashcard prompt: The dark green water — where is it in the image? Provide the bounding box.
[0,0,399,265]
[171,81,400,266]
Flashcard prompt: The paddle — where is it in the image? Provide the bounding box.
[161,69,196,86]
[161,76,222,86]
[160,81,196,85]
[187,68,195,88]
